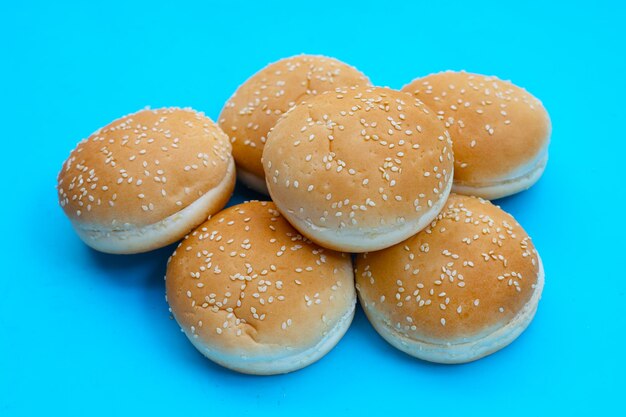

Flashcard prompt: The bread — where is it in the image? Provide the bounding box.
[355,194,544,363]
[402,71,551,199]
[165,201,356,374]
[219,54,369,193]
[263,86,454,252]
[57,108,235,253]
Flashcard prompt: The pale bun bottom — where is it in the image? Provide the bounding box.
[186,303,355,375]
[237,166,269,195]
[360,255,544,364]
[72,159,236,254]
[452,153,548,200]
[274,177,452,253]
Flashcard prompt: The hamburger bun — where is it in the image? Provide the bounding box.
[355,194,544,363]
[402,71,551,200]
[165,201,356,375]
[219,54,370,194]
[57,108,235,254]
[263,86,454,253]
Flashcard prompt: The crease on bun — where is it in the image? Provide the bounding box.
[166,201,356,375]
[187,303,355,374]
[452,152,548,200]
[364,257,543,363]
[73,159,235,253]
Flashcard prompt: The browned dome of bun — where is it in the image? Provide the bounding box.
[402,71,551,199]
[356,194,544,363]
[57,108,235,254]
[219,54,370,193]
[262,85,454,253]
[166,201,356,375]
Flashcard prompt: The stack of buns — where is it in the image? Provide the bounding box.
[219,55,370,194]
[58,54,550,374]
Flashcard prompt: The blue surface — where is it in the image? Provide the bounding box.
[1,1,625,415]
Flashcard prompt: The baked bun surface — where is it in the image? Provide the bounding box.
[165,201,356,375]
[57,108,235,254]
[219,54,369,192]
[402,71,551,199]
[263,86,454,252]
[355,194,543,363]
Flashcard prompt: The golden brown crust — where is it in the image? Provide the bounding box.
[165,201,355,356]
[356,194,540,343]
[219,55,369,178]
[262,86,454,249]
[402,71,551,185]
[57,108,233,228]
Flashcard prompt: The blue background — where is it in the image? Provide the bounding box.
[1,1,625,415]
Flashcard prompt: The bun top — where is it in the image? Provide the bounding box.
[263,86,454,245]
[219,54,369,178]
[356,194,540,343]
[165,201,355,355]
[402,71,551,185]
[57,108,232,228]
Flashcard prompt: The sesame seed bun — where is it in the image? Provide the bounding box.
[262,86,454,253]
[402,71,551,200]
[355,194,543,363]
[218,54,370,193]
[165,201,356,375]
[57,108,236,254]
